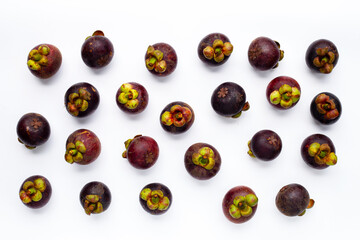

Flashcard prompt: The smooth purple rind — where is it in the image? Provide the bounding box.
[139,183,172,215]
[266,76,301,110]
[250,130,282,161]
[275,183,310,217]
[197,33,231,66]
[301,134,335,169]
[81,35,114,69]
[145,43,177,77]
[126,136,159,169]
[115,82,149,114]
[19,175,52,209]
[79,181,111,214]
[248,37,281,71]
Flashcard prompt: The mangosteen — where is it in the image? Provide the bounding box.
[160,101,195,134]
[305,39,339,74]
[17,113,51,149]
[197,33,233,66]
[145,43,177,77]
[80,181,111,215]
[139,183,172,215]
[310,92,342,125]
[266,76,301,110]
[27,44,62,79]
[116,82,149,114]
[19,175,52,209]
[81,30,114,69]
[64,82,100,118]
[248,130,282,161]
[184,143,221,180]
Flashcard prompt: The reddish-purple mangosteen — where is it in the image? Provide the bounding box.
[27,43,62,79]
[64,82,100,118]
[81,30,114,69]
[197,33,234,66]
[65,129,101,165]
[266,76,301,110]
[275,183,314,217]
[80,181,111,215]
[17,113,51,149]
[305,39,339,74]
[122,135,159,169]
[310,92,342,125]
[248,130,282,161]
[222,186,258,224]
[19,175,52,209]
[139,183,172,215]
[145,43,177,77]
[116,82,149,114]
[248,36,284,71]
[160,101,195,134]
[184,143,221,180]
[301,134,337,169]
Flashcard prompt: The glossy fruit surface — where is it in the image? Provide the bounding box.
[122,135,159,169]
[301,134,337,169]
[17,113,51,149]
[65,129,101,165]
[266,76,301,110]
[248,36,284,71]
[139,183,172,215]
[116,82,149,114]
[81,30,114,69]
[145,43,177,77]
[197,33,233,66]
[248,130,282,161]
[19,175,52,209]
[222,186,258,224]
[305,39,339,74]
[275,183,314,216]
[80,181,111,215]
[184,143,221,180]
[27,43,62,79]
[64,82,100,118]
[211,82,249,118]
[160,101,195,134]
[310,92,341,125]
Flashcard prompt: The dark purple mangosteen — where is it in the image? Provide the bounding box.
[19,175,52,209]
[116,82,149,114]
[64,82,100,118]
[184,143,221,180]
[65,129,101,165]
[160,101,195,134]
[197,33,233,66]
[310,92,342,125]
[248,36,284,71]
[248,130,282,161]
[27,43,62,79]
[79,181,111,215]
[211,82,249,118]
[145,43,177,77]
[266,76,301,110]
[301,134,337,169]
[17,113,51,149]
[222,186,258,224]
[139,183,172,215]
[305,39,339,74]
[122,135,159,169]
[275,183,314,217]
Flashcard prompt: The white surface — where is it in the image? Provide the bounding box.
[1,0,359,239]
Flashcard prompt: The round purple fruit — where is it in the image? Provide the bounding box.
[81,30,114,69]
[197,33,234,66]
[80,181,111,215]
[305,39,339,74]
[248,130,282,161]
[310,92,341,125]
[275,183,314,217]
[116,82,149,114]
[184,143,221,180]
[122,135,159,169]
[266,76,301,110]
[65,129,101,165]
[139,183,172,215]
[19,175,52,209]
[222,186,258,224]
[211,82,249,118]
[17,113,51,149]
[27,43,62,79]
[248,36,284,71]
[64,82,100,118]
[301,134,337,169]
[145,43,177,77]
[160,101,195,134]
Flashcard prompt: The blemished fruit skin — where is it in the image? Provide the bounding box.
[197,33,233,66]
[266,76,301,110]
[115,82,149,114]
[79,181,111,215]
[305,39,339,74]
[248,37,283,71]
[310,92,342,125]
[19,175,52,209]
[160,101,195,134]
[248,130,282,161]
[139,183,172,215]
[145,43,177,77]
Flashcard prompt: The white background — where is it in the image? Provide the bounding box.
[1,0,359,239]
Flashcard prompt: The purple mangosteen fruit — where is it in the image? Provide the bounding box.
[139,183,172,215]
[310,92,341,125]
[248,130,282,161]
[266,76,301,110]
[80,181,111,215]
[145,43,177,77]
[160,101,195,134]
[19,175,52,209]
[305,39,339,74]
[116,82,149,114]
